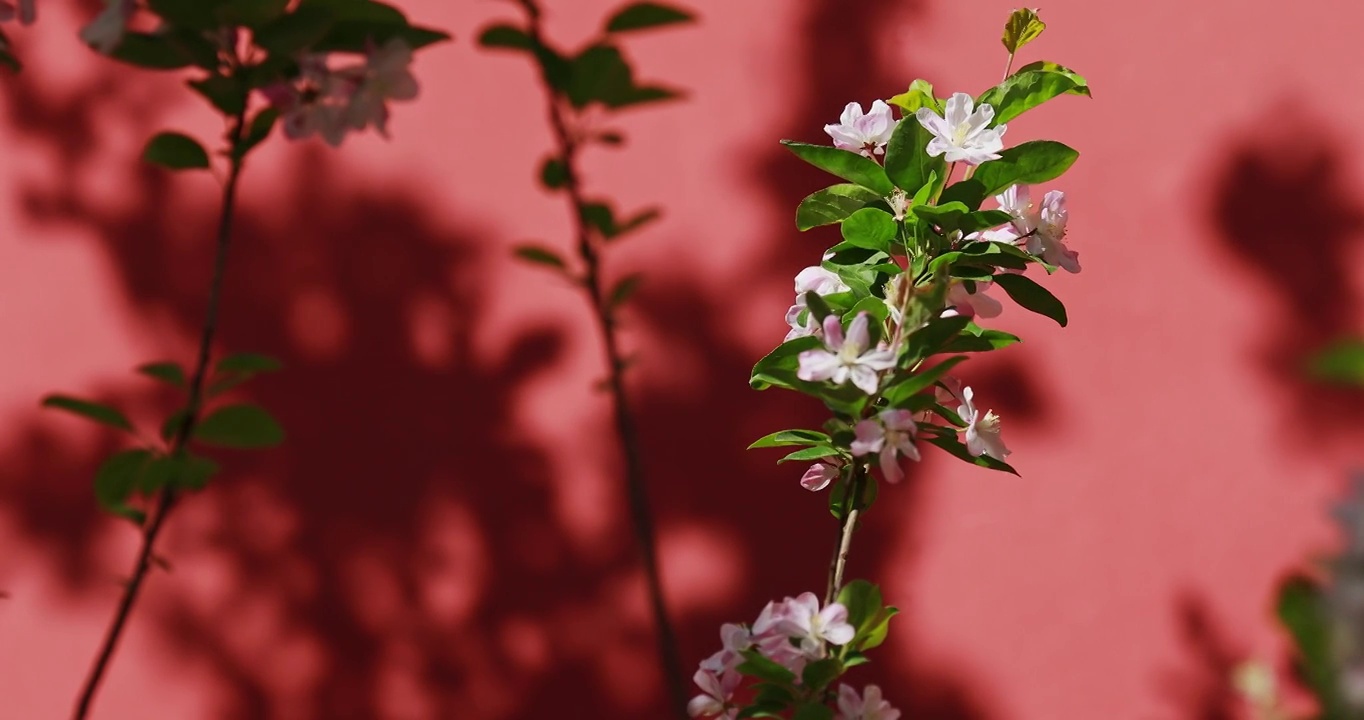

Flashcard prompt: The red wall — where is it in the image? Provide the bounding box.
[2,0,1363,718]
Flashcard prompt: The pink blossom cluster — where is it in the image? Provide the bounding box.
[261,39,419,147]
[689,592,857,719]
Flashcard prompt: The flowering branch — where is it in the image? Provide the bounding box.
[71,104,249,720]
[688,10,1092,719]
[479,1,695,716]
[37,2,448,717]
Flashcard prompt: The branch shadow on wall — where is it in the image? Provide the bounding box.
[1208,102,1364,446]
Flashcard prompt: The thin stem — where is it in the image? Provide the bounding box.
[518,2,687,717]
[1003,52,1015,82]
[72,109,249,720]
[825,467,867,605]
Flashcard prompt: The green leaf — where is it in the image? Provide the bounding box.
[605,2,694,32]
[1277,575,1340,713]
[887,78,940,115]
[161,408,190,442]
[143,132,211,171]
[1309,339,1364,386]
[800,657,843,692]
[193,404,284,448]
[924,434,1019,475]
[777,446,841,464]
[792,704,835,720]
[540,156,568,189]
[608,274,642,309]
[513,245,568,271]
[978,70,1085,126]
[883,115,943,195]
[736,650,797,684]
[795,184,884,231]
[217,0,291,28]
[189,75,247,116]
[106,32,196,70]
[751,336,823,391]
[566,44,633,109]
[836,579,884,632]
[478,23,534,51]
[971,141,1079,197]
[253,4,335,56]
[883,356,968,408]
[137,362,186,388]
[860,606,899,650]
[215,352,283,375]
[94,449,153,514]
[840,208,897,252]
[903,315,971,364]
[148,0,226,30]
[41,395,135,433]
[992,272,1067,327]
[748,429,830,449]
[1001,7,1045,54]
[613,207,662,238]
[780,141,894,195]
[941,325,1021,353]
[1014,61,1091,97]
[235,108,279,159]
[138,454,178,495]
[174,453,221,491]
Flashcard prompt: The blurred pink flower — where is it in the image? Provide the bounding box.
[943,279,1003,319]
[79,0,133,55]
[837,684,902,720]
[0,0,35,26]
[687,667,739,719]
[800,461,841,492]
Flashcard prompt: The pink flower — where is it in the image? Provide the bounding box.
[751,599,809,672]
[824,100,896,157]
[837,684,902,720]
[800,461,841,492]
[786,266,850,340]
[943,279,1003,319]
[699,623,752,675]
[79,0,133,54]
[915,93,1006,165]
[0,0,35,26]
[958,386,1010,461]
[261,55,355,147]
[337,38,419,137]
[991,185,1080,273]
[851,409,920,483]
[797,313,897,395]
[774,592,856,655]
[687,667,740,719]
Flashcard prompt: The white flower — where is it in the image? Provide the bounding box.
[774,592,856,655]
[942,279,1003,319]
[958,386,1010,461]
[824,100,896,157]
[337,38,420,137]
[785,266,850,340]
[797,313,897,395]
[915,92,1006,165]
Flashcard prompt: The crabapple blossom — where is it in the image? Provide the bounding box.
[797,313,896,395]
[0,0,34,25]
[801,461,841,492]
[943,279,1003,319]
[687,667,740,719]
[958,386,1010,461]
[992,185,1080,273]
[79,0,133,54]
[786,266,850,340]
[337,38,420,136]
[851,409,920,483]
[824,100,895,157]
[773,592,855,655]
[699,623,752,675]
[915,92,1006,165]
[837,684,901,720]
